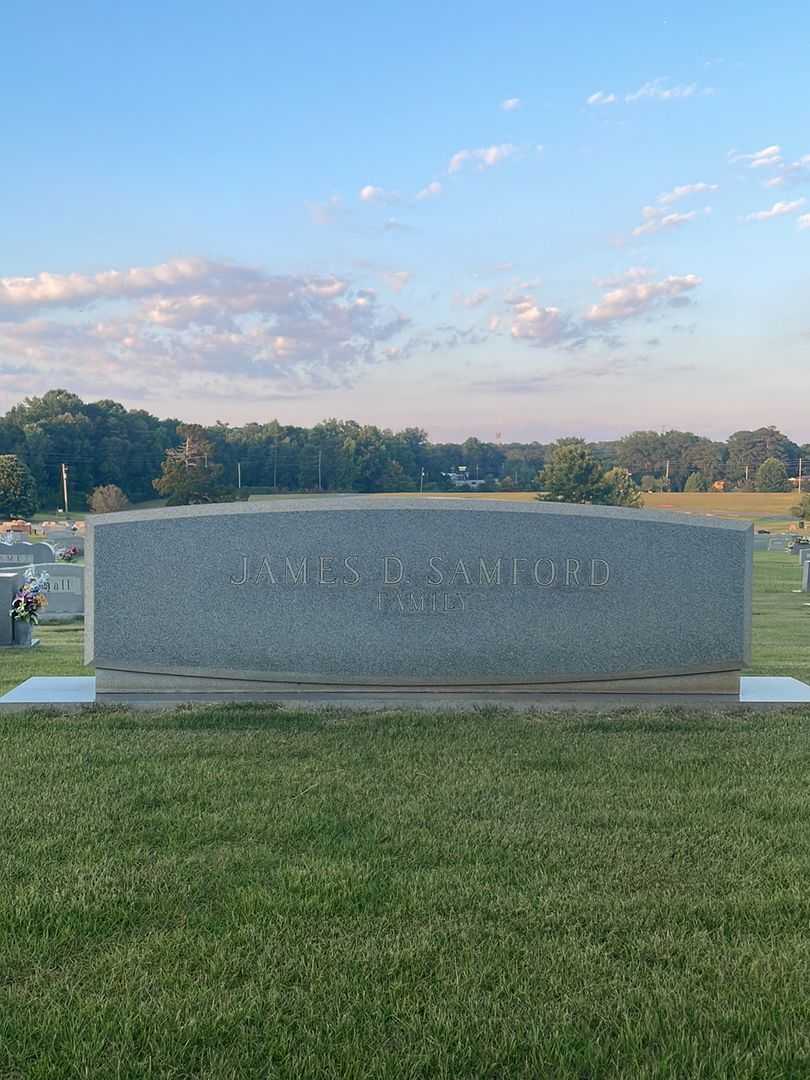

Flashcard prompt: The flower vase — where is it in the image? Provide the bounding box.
[12,619,32,647]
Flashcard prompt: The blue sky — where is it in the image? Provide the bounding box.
[1,1,809,441]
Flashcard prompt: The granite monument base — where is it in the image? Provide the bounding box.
[94,666,742,697]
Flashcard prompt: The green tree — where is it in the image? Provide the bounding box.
[727,427,799,483]
[755,457,790,493]
[88,484,131,513]
[538,440,611,504]
[684,472,709,492]
[791,493,810,520]
[153,426,230,505]
[0,455,37,518]
[603,467,642,508]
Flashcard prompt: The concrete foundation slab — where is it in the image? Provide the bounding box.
[1,675,810,711]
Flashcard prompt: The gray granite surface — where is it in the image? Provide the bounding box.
[0,541,55,566]
[87,497,752,688]
[803,559,809,592]
[28,563,84,619]
[0,569,24,646]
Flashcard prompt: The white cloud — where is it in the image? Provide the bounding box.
[586,91,616,106]
[382,270,411,292]
[359,184,400,204]
[584,274,702,323]
[0,257,412,400]
[744,198,807,222]
[510,301,564,342]
[0,257,233,315]
[631,205,709,237]
[415,180,442,200]
[625,79,700,102]
[798,214,810,230]
[763,154,810,188]
[448,144,516,174]
[456,288,491,308]
[728,145,782,168]
[501,98,521,111]
[657,182,719,205]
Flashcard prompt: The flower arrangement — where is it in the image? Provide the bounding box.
[10,571,49,624]
[58,545,80,562]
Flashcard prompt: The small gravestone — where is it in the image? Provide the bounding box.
[48,532,84,554]
[803,560,810,593]
[0,570,24,646]
[28,563,84,620]
[799,547,810,568]
[0,540,55,566]
[753,535,771,551]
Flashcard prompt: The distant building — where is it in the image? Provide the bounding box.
[443,466,487,489]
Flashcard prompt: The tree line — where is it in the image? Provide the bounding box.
[0,388,808,514]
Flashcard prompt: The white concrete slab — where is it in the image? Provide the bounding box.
[0,676,96,704]
[1,675,809,707]
[740,676,810,703]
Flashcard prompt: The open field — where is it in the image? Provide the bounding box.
[397,490,805,531]
[2,704,810,1078]
[3,551,808,696]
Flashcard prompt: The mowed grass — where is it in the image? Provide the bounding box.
[749,551,810,683]
[3,705,810,1077]
[0,622,87,696]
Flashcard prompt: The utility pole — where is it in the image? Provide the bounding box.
[237,462,242,489]
[664,459,670,488]
[61,463,69,515]
[273,440,278,492]
[419,468,425,494]
[317,449,322,491]
[745,464,750,483]
[799,457,803,494]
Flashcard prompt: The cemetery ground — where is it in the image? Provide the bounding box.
[2,705,810,1076]
[1,554,810,1075]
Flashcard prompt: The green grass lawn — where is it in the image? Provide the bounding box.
[2,705,810,1077]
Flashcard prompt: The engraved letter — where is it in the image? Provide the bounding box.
[565,558,581,586]
[479,558,502,586]
[285,556,308,585]
[590,559,610,587]
[343,556,361,586]
[533,558,556,587]
[254,556,277,585]
[449,559,472,586]
[511,558,529,585]
[427,556,444,585]
[230,555,248,586]
[319,555,337,585]
[384,556,404,585]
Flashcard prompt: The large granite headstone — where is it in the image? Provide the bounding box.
[799,547,810,568]
[803,560,810,593]
[27,563,84,620]
[0,541,55,567]
[87,499,752,697]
